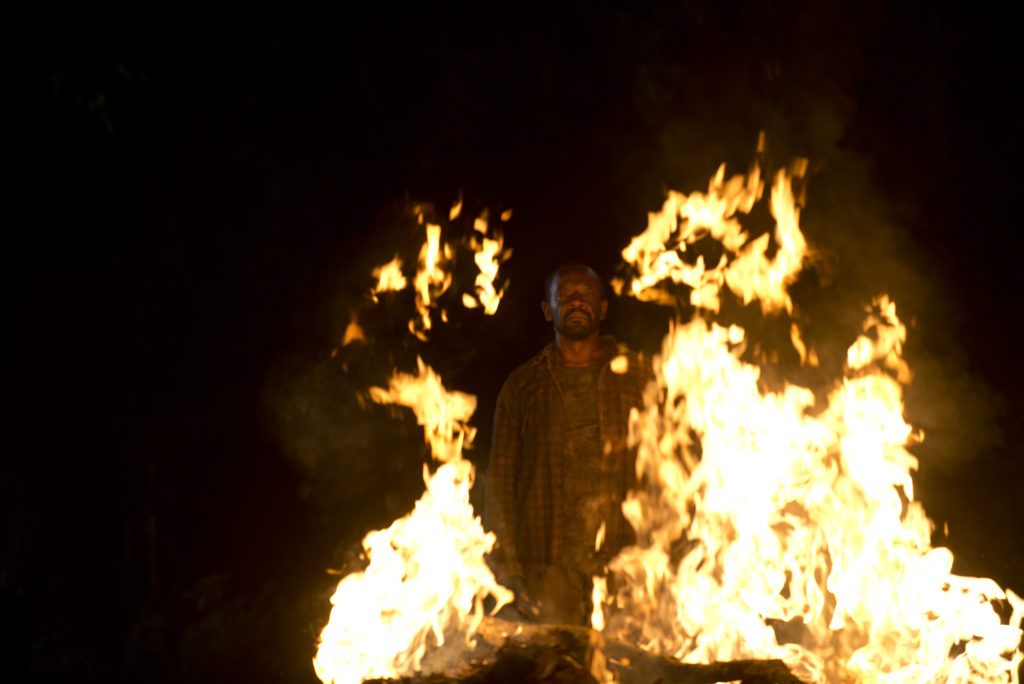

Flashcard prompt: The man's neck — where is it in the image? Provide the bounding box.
[554,334,611,367]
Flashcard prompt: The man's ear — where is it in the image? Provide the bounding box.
[600,299,608,320]
[541,300,552,321]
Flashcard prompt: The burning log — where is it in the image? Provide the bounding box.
[365,616,802,684]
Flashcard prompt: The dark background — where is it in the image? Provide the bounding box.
[7,3,1022,682]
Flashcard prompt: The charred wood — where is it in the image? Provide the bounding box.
[366,616,802,684]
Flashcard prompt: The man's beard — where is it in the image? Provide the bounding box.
[556,310,597,340]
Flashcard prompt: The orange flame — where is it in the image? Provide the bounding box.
[614,151,807,315]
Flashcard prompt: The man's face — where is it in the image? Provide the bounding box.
[542,269,607,340]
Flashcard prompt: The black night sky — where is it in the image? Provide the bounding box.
[7,4,1023,682]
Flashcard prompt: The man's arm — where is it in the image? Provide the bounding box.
[484,380,524,582]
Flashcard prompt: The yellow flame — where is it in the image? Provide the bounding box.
[846,294,912,384]
[610,355,630,374]
[368,357,477,464]
[617,160,810,316]
[592,576,608,632]
[410,224,454,341]
[464,212,510,315]
[607,156,1023,682]
[314,359,513,684]
[371,208,509,337]
[371,256,408,300]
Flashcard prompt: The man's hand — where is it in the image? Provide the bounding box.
[500,574,539,621]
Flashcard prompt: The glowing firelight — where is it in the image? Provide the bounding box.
[606,155,1024,682]
[313,358,513,684]
[371,255,408,301]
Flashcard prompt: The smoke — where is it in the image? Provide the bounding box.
[795,151,1004,469]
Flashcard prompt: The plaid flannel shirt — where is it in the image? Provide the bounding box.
[484,337,652,580]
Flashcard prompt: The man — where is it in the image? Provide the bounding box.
[485,262,652,624]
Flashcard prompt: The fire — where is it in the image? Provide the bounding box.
[313,358,513,684]
[318,157,1020,683]
[613,137,805,316]
[409,223,453,340]
[607,155,1024,682]
[371,255,408,300]
[341,313,365,347]
[315,201,513,684]
[463,212,510,316]
[369,203,509,337]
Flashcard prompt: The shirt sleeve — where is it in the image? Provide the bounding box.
[484,378,524,580]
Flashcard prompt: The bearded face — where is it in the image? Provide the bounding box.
[543,268,607,341]
[557,308,597,340]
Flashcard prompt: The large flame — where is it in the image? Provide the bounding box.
[313,358,513,684]
[319,160,1021,684]
[605,156,1024,682]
